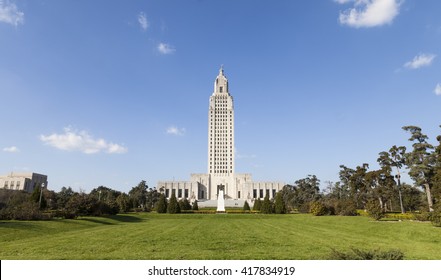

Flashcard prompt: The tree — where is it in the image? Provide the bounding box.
[192,200,199,211]
[31,184,47,209]
[243,200,250,211]
[260,194,273,214]
[291,175,321,212]
[179,198,192,211]
[253,198,262,211]
[274,192,286,214]
[129,181,148,211]
[167,193,180,214]
[156,193,167,213]
[403,126,435,211]
[378,145,407,213]
[116,193,131,213]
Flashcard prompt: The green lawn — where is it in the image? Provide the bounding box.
[1,213,440,260]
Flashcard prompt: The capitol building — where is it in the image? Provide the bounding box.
[157,68,284,206]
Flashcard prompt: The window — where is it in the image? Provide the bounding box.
[238,191,241,199]
[253,189,257,199]
[259,189,264,198]
[185,189,189,198]
[4,181,8,188]
[266,189,270,198]
[165,189,170,198]
[10,181,14,188]
[172,189,176,196]
[220,86,223,93]
[272,189,276,198]
[178,189,182,198]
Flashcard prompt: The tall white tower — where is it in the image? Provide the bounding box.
[208,67,235,198]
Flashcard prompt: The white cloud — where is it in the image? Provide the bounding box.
[435,83,441,96]
[138,12,148,31]
[0,0,24,26]
[40,127,128,154]
[158,42,175,54]
[166,126,185,136]
[3,146,19,153]
[337,0,402,28]
[404,53,436,69]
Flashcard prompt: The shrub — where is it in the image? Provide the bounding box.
[334,200,358,216]
[167,193,180,214]
[253,198,262,211]
[274,192,286,214]
[310,201,328,216]
[192,200,199,211]
[156,194,167,213]
[429,204,441,227]
[365,199,385,220]
[330,248,404,260]
[260,195,273,214]
[179,198,192,211]
[243,201,250,211]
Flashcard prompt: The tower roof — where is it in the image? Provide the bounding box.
[214,66,229,95]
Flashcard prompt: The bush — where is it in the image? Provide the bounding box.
[310,201,328,216]
[274,192,286,214]
[167,193,180,214]
[429,204,441,227]
[192,200,199,211]
[365,200,385,220]
[260,195,273,214]
[334,200,358,216]
[253,198,262,211]
[243,201,250,211]
[156,194,167,213]
[330,248,404,260]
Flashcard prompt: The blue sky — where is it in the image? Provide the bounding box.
[1,0,440,193]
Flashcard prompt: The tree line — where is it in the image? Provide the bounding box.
[1,125,440,225]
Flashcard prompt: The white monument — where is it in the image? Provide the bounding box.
[217,186,226,213]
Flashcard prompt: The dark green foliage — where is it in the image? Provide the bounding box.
[116,193,131,213]
[156,194,167,213]
[330,248,404,260]
[260,194,273,214]
[333,199,357,216]
[274,192,286,214]
[310,201,328,216]
[179,198,192,211]
[31,184,47,209]
[167,193,180,214]
[243,200,250,211]
[0,189,47,220]
[429,204,441,227]
[252,198,262,211]
[192,200,199,211]
[365,199,385,220]
[129,180,148,211]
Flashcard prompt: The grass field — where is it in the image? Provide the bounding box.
[1,213,441,260]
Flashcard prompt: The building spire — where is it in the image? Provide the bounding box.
[214,66,228,95]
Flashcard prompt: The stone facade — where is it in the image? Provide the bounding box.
[0,172,48,193]
[157,67,284,203]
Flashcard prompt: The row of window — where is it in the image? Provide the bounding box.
[253,189,277,199]
[3,181,21,189]
[164,188,189,199]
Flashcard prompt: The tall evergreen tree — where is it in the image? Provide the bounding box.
[156,193,167,213]
[274,192,286,214]
[403,126,435,211]
[253,198,262,211]
[261,194,273,214]
[243,200,251,211]
[192,200,199,211]
[167,193,180,214]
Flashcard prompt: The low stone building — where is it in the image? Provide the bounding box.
[0,172,48,193]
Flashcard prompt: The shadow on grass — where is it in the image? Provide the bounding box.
[79,214,144,225]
